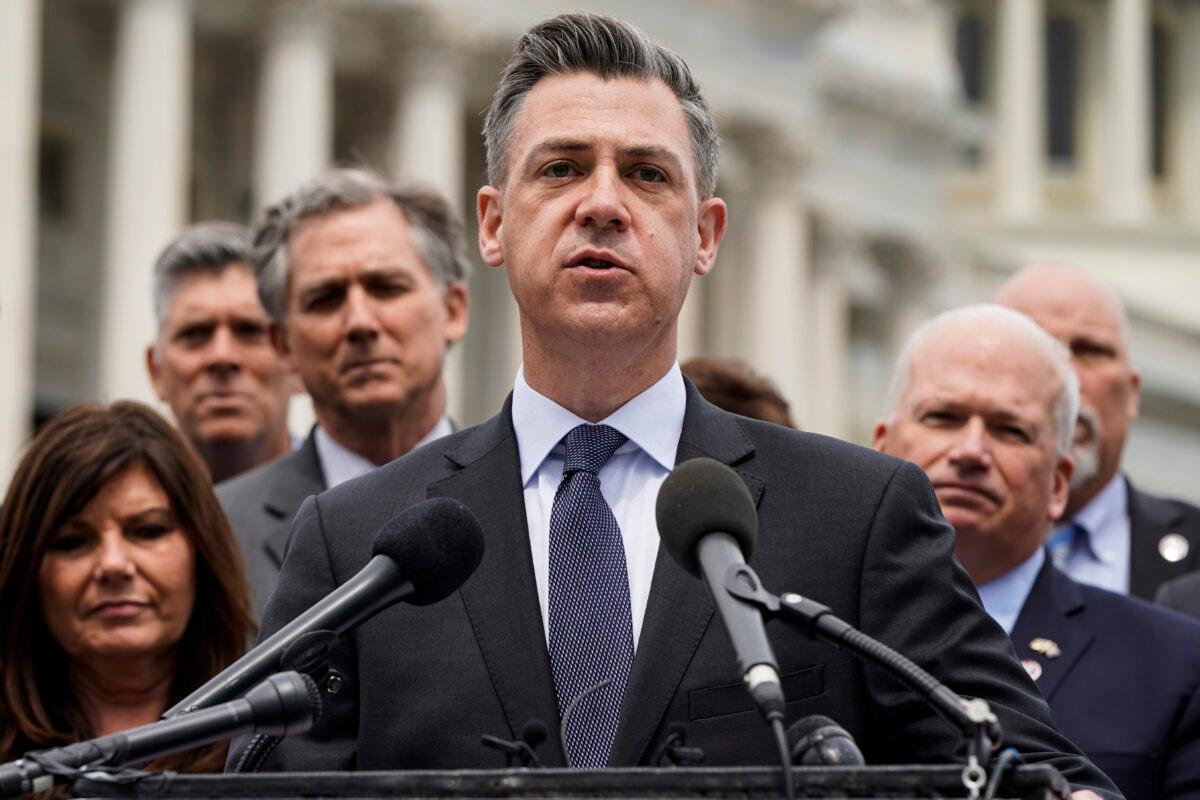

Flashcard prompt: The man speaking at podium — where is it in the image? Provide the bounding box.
[233,13,1116,795]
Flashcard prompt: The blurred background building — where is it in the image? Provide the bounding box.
[2,0,1197,501]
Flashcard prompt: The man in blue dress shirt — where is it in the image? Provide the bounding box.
[875,304,1200,800]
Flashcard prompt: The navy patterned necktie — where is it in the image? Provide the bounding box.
[547,423,635,768]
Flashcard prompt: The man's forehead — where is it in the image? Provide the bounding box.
[167,265,261,314]
[998,268,1126,339]
[906,333,1060,414]
[513,73,694,163]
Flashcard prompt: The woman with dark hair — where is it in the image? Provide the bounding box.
[0,401,255,772]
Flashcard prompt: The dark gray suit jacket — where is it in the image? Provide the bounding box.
[1128,479,1200,600]
[1157,571,1200,619]
[217,432,326,617]
[231,387,1117,793]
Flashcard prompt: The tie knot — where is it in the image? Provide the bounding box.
[563,424,627,476]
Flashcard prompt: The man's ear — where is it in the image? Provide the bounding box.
[442,281,469,346]
[694,197,727,277]
[1049,452,1074,522]
[477,186,505,269]
[1127,367,1142,421]
[872,419,890,453]
[269,320,297,372]
[145,344,167,401]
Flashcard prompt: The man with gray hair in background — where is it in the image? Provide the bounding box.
[874,304,1200,800]
[217,168,469,616]
[146,222,293,484]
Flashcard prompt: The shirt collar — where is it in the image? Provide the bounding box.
[511,363,686,486]
[1070,473,1128,563]
[314,416,453,489]
[976,547,1045,634]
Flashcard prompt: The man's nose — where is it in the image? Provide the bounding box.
[575,168,631,230]
[949,417,991,469]
[205,326,242,375]
[345,286,380,343]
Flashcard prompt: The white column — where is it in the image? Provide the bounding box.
[99,0,192,405]
[1104,0,1151,222]
[390,45,468,422]
[995,0,1045,219]
[1176,1,1200,223]
[254,0,332,211]
[746,188,809,423]
[808,261,849,438]
[676,276,706,364]
[0,0,40,488]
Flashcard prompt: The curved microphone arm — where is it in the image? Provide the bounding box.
[723,563,1001,766]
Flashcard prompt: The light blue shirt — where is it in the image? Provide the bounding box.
[314,416,454,490]
[1050,474,1131,594]
[512,363,686,650]
[976,547,1045,634]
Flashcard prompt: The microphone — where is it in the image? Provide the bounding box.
[165,497,485,717]
[787,715,864,766]
[655,458,784,722]
[0,671,319,798]
[480,720,547,768]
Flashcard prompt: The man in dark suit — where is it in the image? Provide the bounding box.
[996,265,1200,598]
[1157,571,1200,619]
[875,304,1200,800]
[145,222,294,485]
[233,13,1117,795]
[217,170,470,616]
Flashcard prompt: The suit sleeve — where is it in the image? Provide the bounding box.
[1164,670,1200,798]
[225,495,360,772]
[857,460,1120,796]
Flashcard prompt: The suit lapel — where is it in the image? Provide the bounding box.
[263,432,327,566]
[427,398,567,767]
[1010,560,1092,702]
[609,384,762,766]
[1127,478,1187,598]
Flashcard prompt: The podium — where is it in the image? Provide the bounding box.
[73,765,1069,800]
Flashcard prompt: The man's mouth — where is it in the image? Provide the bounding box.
[934,482,1001,506]
[565,250,630,271]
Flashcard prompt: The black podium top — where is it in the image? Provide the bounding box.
[73,765,1069,800]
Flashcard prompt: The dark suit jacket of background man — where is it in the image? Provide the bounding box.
[1011,559,1200,800]
[1157,571,1200,620]
[217,432,326,617]
[1128,480,1200,599]
[230,383,1117,793]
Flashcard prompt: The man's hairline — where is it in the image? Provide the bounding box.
[492,70,713,201]
[153,259,260,354]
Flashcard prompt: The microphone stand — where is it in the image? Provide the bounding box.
[722,564,1000,780]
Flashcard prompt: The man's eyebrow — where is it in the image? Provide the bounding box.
[521,139,591,171]
[623,145,684,172]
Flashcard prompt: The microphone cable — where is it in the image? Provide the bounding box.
[769,715,794,800]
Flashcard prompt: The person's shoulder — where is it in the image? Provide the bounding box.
[215,447,309,505]
[1077,576,1200,652]
[1128,480,1200,527]
[732,414,912,484]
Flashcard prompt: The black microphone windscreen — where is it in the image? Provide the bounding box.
[655,458,757,577]
[371,498,485,605]
[785,714,838,748]
[520,719,547,747]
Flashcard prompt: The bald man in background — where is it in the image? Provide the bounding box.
[996,265,1200,599]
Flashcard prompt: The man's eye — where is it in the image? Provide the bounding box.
[303,290,343,313]
[232,322,268,341]
[921,411,958,425]
[1071,340,1115,360]
[542,162,576,179]
[175,326,212,346]
[632,166,666,183]
[995,425,1032,443]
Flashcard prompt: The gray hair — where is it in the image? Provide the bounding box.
[885,304,1081,455]
[152,222,254,328]
[254,167,470,324]
[483,12,720,198]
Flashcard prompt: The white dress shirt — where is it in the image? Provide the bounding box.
[511,363,686,651]
[314,416,454,490]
